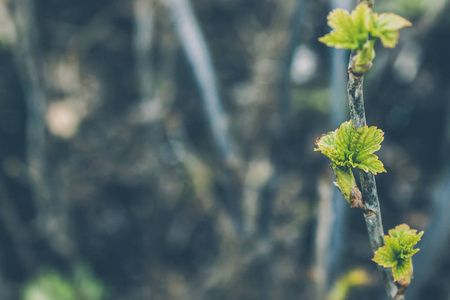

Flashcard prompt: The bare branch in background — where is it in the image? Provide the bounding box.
[8,0,79,260]
[256,0,310,238]
[278,0,307,138]
[8,0,52,241]
[133,0,155,105]
[164,0,243,232]
[315,174,335,300]
[165,0,236,165]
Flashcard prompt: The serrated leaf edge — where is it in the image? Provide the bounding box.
[372,224,423,283]
[315,121,386,175]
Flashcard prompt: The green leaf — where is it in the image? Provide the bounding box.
[350,2,371,37]
[370,13,412,48]
[319,9,358,49]
[392,258,412,282]
[332,164,362,207]
[318,3,372,50]
[319,3,412,74]
[372,224,423,283]
[315,121,386,206]
[372,243,397,268]
[389,224,424,257]
[334,121,355,156]
[388,223,411,238]
[349,125,386,174]
[353,40,376,74]
[315,121,385,175]
[315,121,354,166]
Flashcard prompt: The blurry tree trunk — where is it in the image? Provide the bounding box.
[164,0,243,233]
[0,176,36,272]
[133,0,155,106]
[325,0,352,292]
[9,0,49,231]
[165,0,235,164]
[132,1,163,298]
[9,0,73,258]
[278,0,307,137]
[259,0,309,238]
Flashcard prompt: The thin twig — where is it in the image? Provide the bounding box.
[347,4,403,297]
[347,72,402,300]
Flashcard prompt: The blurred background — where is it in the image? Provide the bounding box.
[0,0,449,299]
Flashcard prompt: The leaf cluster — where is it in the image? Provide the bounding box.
[373,224,424,283]
[315,121,384,206]
[319,3,411,74]
[315,121,385,175]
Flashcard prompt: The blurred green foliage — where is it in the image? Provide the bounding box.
[292,87,330,113]
[377,0,431,18]
[327,268,370,300]
[22,264,105,300]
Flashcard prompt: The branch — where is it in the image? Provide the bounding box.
[165,0,235,165]
[9,0,52,239]
[278,0,307,138]
[133,0,155,104]
[257,0,309,238]
[315,174,337,300]
[164,0,243,232]
[347,72,403,300]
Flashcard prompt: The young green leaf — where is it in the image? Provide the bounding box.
[370,13,412,48]
[319,3,412,74]
[348,124,386,174]
[332,164,362,208]
[372,241,397,268]
[392,258,413,284]
[315,121,385,207]
[373,224,424,283]
[319,3,372,50]
[315,121,351,167]
[388,224,423,256]
[315,121,386,174]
